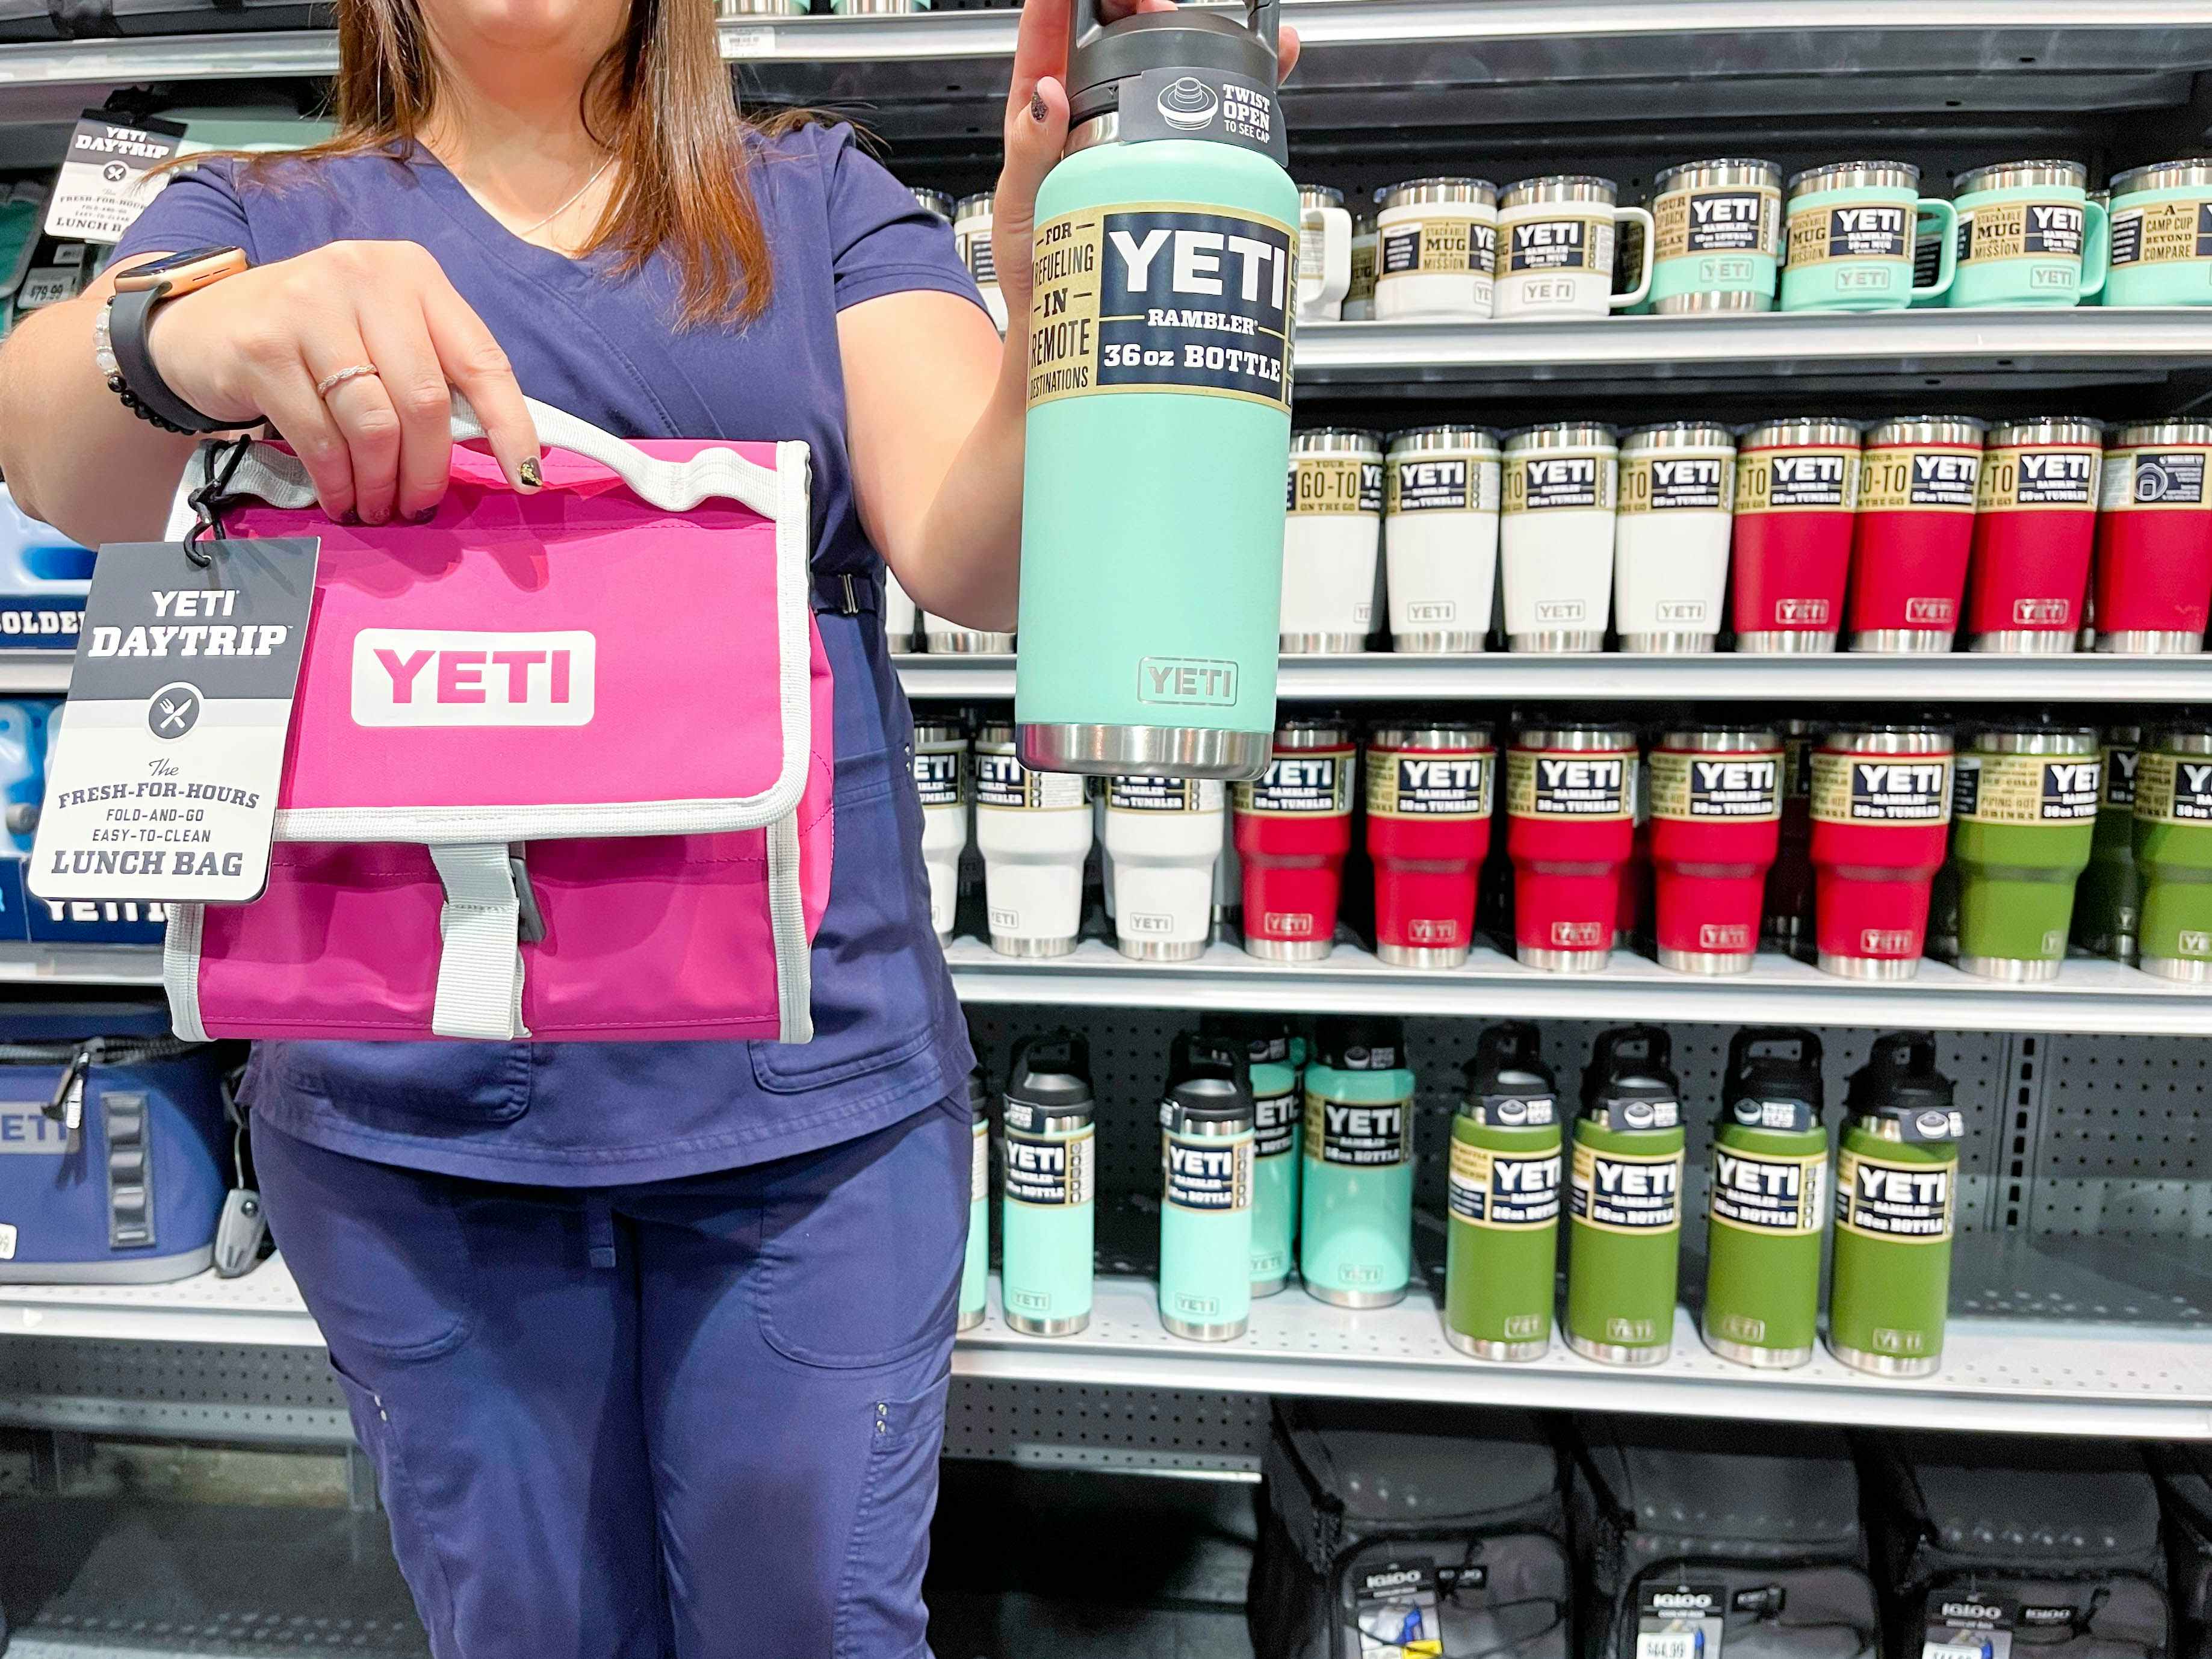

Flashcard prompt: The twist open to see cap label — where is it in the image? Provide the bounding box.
[1287,454,1383,515]
[1835,1149,1954,1241]
[1649,748,1782,822]
[1449,1140,1562,1229]
[1508,748,1634,820]
[1956,752,2100,825]
[1858,447,1981,513]
[1811,751,1951,824]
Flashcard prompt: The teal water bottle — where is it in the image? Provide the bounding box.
[1159,1031,1257,1341]
[1015,0,1297,783]
[1300,1016,1417,1308]
[999,1032,1097,1336]
[959,1060,990,1332]
[1202,1012,1301,1294]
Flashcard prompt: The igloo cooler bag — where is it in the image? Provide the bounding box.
[1248,1398,1572,1659]
[2153,1446,2212,1659]
[1569,1416,1879,1659]
[0,1003,229,1282]
[161,399,831,1044]
[1868,1432,2172,1659]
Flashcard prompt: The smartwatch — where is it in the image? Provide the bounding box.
[96,245,252,435]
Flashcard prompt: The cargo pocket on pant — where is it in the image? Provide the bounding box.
[834,1371,951,1659]
[328,1353,462,1649]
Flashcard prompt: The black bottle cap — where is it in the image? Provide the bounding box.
[1581,1025,1681,1132]
[1004,1031,1094,1131]
[1723,1027,1824,1132]
[1162,1029,1253,1132]
[1462,1022,1559,1127]
[1067,0,1280,129]
[1315,1014,1406,1073]
[1846,1031,1959,1140]
[1199,1011,1293,1068]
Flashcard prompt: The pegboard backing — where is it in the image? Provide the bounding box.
[943,1381,1268,1477]
[2030,1035,2212,1244]
[0,1341,347,1445]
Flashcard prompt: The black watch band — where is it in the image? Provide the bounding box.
[108,283,237,436]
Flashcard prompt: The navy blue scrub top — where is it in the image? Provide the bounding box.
[115,126,983,1183]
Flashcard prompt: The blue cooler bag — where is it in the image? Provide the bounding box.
[0,1006,230,1282]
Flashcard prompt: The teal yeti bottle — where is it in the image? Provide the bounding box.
[1159,1031,1257,1340]
[999,1032,1097,1337]
[959,1060,991,1332]
[1201,1012,1301,1294]
[1016,0,1298,783]
[1300,1016,1418,1307]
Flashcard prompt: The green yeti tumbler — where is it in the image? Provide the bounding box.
[1828,1032,1962,1377]
[1564,1025,1685,1367]
[2072,725,2142,962]
[2134,725,2212,982]
[1159,1031,1257,1341]
[1702,1027,1828,1369]
[1445,1021,1563,1362]
[1202,1012,1301,1295]
[959,1060,990,1332]
[1300,1015,1417,1308]
[1953,724,2101,981]
[999,1032,1098,1337]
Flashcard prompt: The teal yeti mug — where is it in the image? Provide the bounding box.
[1948,159,2108,309]
[1782,160,1956,312]
[1016,0,1298,784]
[2105,158,2212,308]
[1649,158,1785,313]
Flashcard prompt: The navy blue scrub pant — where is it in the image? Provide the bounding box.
[253,1097,970,1659]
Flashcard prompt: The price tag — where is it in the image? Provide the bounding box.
[1640,1633,1703,1659]
[723,24,775,54]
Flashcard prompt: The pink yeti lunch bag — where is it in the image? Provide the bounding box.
[161,397,833,1045]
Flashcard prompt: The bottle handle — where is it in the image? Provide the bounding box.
[1728,1025,1824,1079]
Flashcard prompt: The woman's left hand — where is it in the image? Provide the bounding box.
[990,0,1301,332]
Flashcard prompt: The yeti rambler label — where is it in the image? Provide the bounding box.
[1811,753,1951,823]
[1505,454,1613,512]
[1979,446,2099,510]
[1003,1127,1095,1207]
[1957,754,2100,825]
[1449,1141,1562,1229]
[1506,216,1608,273]
[1508,749,1632,819]
[1835,1149,1954,1241]
[1306,1093,1410,1167]
[1382,216,1495,274]
[1961,202,2085,262]
[1620,454,1729,513]
[1366,747,1493,818]
[1789,202,1910,264]
[1655,187,1780,258]
[1859,448,1981,512]
[1569,1144,1683,1232]
[1649,750,1782,820]
[1389,456,1498,513]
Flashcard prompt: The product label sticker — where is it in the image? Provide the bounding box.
[1569,1142,1683,1233]
[970,1118,989,1200]
[1387,454,1498,515]
[2108,199,2212,267]
[1027,201,1294,414]
[1163,1129,1253,1212]
[1365,746,1493,819]
[1112,66,1288,165]
[1951,757,1979,818]
[1835,1147,1955,1241]
[1735,448,1859,513]
[1504,213,1610,274]
[1619,453,1730,514]
[1978,445,2099,510]
[1711,1147,1826,1234]
[913,744,964,809]
[1002,1126,1095,1208]
[1957,752,2100,825]
[1640,1583,1728,1659]
[13,259,88,312]
[2133,751,2212,824]
[1960,200,2085,264]
[1809,751,1951,825]
[1253,1090,1300,1158]
[2102,743,2139,810]
[1858,447,1981,512]
[46,113,188,244]
[1475,1093,1557,1129]
[1729,1096,1819,1134]
[1306,1091,1410,1168]
[1788,201,1910,265]
[973,746,1087,811]
[1354,1559,1444,1658]
[1914,207,1947,288]
[1599,1097,1679,1134]
[1380,214,1495,276]
[960,223,998,286]
[1648,748,1782,822]
[1504,451,1615,513]
[1924,1596,2027,1659]
[1288,453,1384,515]
[1448,1139,1562,1229]
[1655,186,1780,259]
[1235,748,1354,817]
[1507,748,1633,820]
[2101,446,2211,510]
[1108,775,1224,813]
[1348,234,1377,300]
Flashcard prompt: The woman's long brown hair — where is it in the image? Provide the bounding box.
[268,0,788,326]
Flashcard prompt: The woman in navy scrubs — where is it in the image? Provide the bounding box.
[0,0,1294,1652]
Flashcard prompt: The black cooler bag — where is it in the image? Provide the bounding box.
[2154,1445,2212,1659]
[1249,1399,1572,1659]
[1868,1433,2170,1659]
[1570,1416,1879,1659]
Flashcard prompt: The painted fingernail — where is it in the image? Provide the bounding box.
[363,507,391,527]
[518,456,543,491]
[409,508,437,526]
[337,510,361,528]
[1030,90,1048,124]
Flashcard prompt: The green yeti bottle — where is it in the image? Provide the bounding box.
[1202,1012,1300,1295]
[959,1060,990,1333]
[1300,1015,1417,1308]
[1564,1025,1685,1367]
[1702,1028,1828,1369]
[1828,1032,1962,1377]
[1445,1021,1563,1362]
[1159,1031,1257,1340]
[999,1032,1098,1337]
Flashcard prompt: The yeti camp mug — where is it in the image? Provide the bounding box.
[1297,183,1352,322]
[1781,160,1956,311]
[1649,157,1785,312]
[1375,177,1498,321]
[2104,158,2212,308]
[1494,174,1654,318]
[1948,159,2109,309]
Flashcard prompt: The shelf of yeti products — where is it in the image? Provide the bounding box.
[940,937,2212,1038]
[1,1236,2207,1438]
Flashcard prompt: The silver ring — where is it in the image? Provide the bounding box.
[315,362,380,398]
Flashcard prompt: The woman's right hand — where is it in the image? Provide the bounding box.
[142,239,542,526]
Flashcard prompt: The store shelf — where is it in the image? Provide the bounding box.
[892,649,2212,704]
[0,654,70,693]
[0,1257,317,1347]
[0,943,161,987]
[943,937,2212,1037]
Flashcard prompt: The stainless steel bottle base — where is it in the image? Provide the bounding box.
[1564,1332,1669,1367]
[1654,290,1773,314]
[923,630,1015,653]
[1251,1273,1290,1299]
[1735,630,1838,654]
[1619,631,1717,654]
[1117,935,1206,962]
[1703,1328,1814,1369]
[2096,630,2202,655]
[1247,937,1334,962]
[2142,954,2212,982]
[990,934,1077,958]
[1508,630,1605,653]
[1281,631,1369,654]
[1970,630,2074,654]
[1162,1313,1248,1342]
[1518,944,1612,973]
[1658,946,1753,976]
[1017,722,1272,783]
[1818,952,1921,981]
[1829,1340,1941,1378]
[956,1307,985,1332]
[1306,1282,1408,1310]
[1394,631,1487,654]
[1957,954,2062,983]
[1378,942,1471,969]
[1850,628,1953,653]
[1443,1327,1549,1363]
[1006,1311,1089,1337]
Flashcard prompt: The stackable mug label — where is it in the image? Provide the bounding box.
[1448,1140,1563,1227]
[1366,745,1494,817]
[1953,189,2106,306]
[1710,1147,1826,1233]
[1954,752,2101,825]
[1835,1149,1955,1240]
[1508,748,1634,819]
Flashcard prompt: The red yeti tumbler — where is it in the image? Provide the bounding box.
[1366,723,1495,969]
[1731,417,1862,653]
[1848,416,1984,651]
[1235,718,1357,961]
[1809,725,1955,979]
[1649,726,1784,975]
[2093,418,2212,655]
[1762,718,1821,958]
[1507,724,1638,971]
[1968,416,2103,653]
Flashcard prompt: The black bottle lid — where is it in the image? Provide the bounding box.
[1003,1031,1094,1132]
[1461,1021,1559,1129]
[1162,1029,1253,1133]
[1845,1031,1961,1141]
[1581,1025,1681,1133]
[1199,1011,1293,1068]
[1314,1014,1406,1074]
[1722,1027,1824,1134]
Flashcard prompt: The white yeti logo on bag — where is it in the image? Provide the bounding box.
[351,629,596,727]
